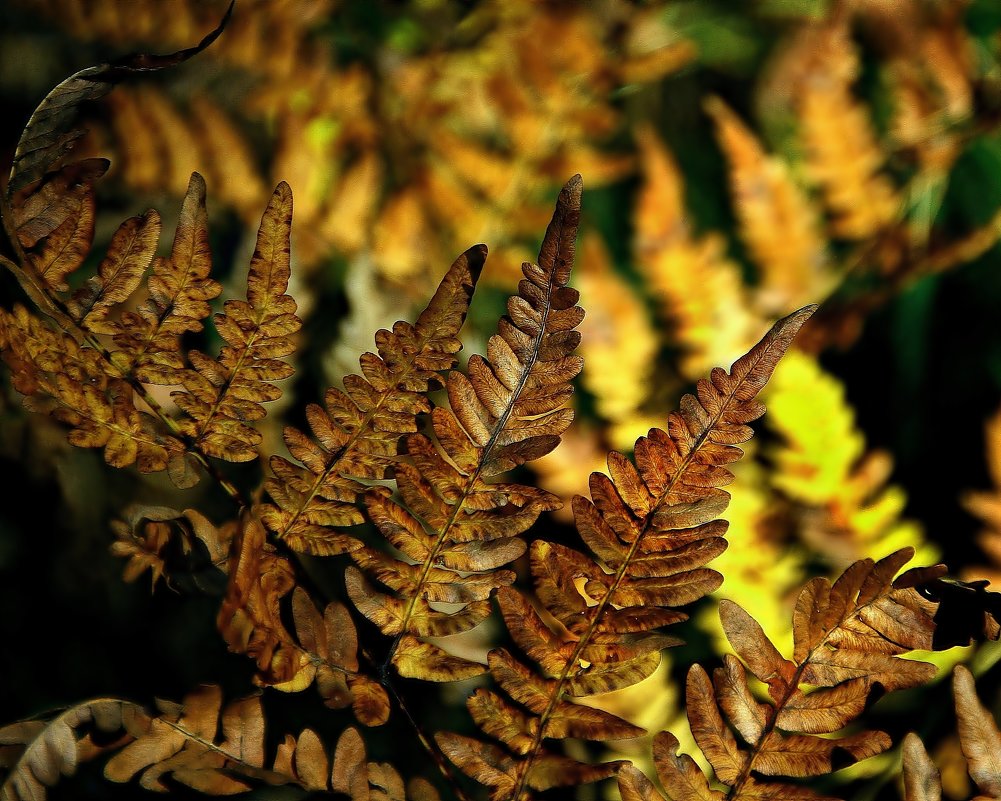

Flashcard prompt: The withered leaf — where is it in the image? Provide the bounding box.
[665,550,938,800]
[263,243,484,554]
[954,664,1001,798]
[6,3,232,195]
[0,700,145,801]
[449,304,814,801]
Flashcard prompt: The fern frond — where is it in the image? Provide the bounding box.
[114,172,222,386]
[953,664,1001,798]
[439,306,814,799]
[261,242,484,554]
[346,175,584,682]
[901,732,941,801]
[633,126,762,379]
[67,210,161,334]
[705,97,831,313]
[647,549,938,800]
[0,699,142,801]
[170,180,300,462]
[794,23,899,240]
[902,665,1001,801]
[215,510,389,725]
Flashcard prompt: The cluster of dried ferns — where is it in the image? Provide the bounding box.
[3,5,1001,801]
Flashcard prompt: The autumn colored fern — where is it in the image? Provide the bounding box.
[436,305,815,799]
[618,549,939,801]
[5,6,1001,801]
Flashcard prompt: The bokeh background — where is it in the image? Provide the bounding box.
[3,0,1001,799]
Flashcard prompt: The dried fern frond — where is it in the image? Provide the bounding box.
[438,305,814,800]
[0,304,186,472]
[2,173,299,484]
[951,664,1001,799]
[346,175,585,682]
[261,242,484,555]
[901,732,942,801]
[902,665,1001,801]
[633,126,762,379]
[630,549,938,801]
[170,179,300,463]
[793,23,900,241]
[113,173,222,387]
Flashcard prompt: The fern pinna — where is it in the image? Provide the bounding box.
[334,177,583,680]
[618,549,940,800]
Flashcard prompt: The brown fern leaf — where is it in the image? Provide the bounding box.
[0,304,185,471]
[216,511,389,726]
[954,664,1001,799]
[114,172,222,386]
[0,6,230,325]
[103,686,402,796]
[0,699,143,801]
[261,242,484,555]
[12,169,98,295]
[901,732,941,801]
[107,686,435,798]
[67,210,162,334]
[171,180,300,462]
[4,5,230,197]
[0,688,423,800]
[650,549,938,800]
[346,175,584,682]
[217,511,301,686]
[438,306,814,800]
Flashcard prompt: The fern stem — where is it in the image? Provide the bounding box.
[380,668,476,801]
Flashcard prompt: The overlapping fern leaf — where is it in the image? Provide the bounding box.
[217,510,390,725]
[0,685,436,800]
[345,175,585,681]
[436,305,815,800]
[618,548,939,801]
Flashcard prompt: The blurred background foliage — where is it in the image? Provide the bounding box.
[3,0,1001,799]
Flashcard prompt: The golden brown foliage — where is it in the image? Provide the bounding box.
[5,7,995,801]
[620,550,939,801]
[437,306,815,799]
[0,685,434,801]
[347,175,584,681]
[902,665,1001,801]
